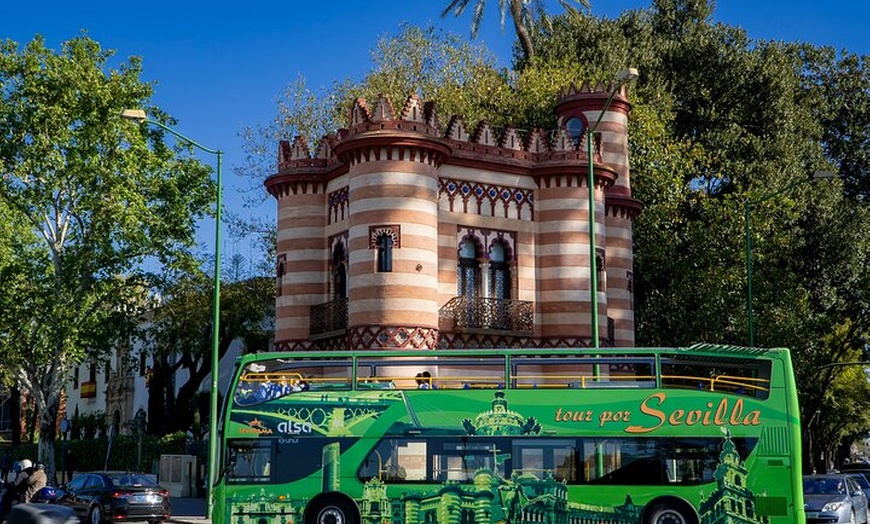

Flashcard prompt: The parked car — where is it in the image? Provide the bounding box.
[5,503,77,524]
[842,463,870,477]
[54,472,170,524]
[804,473,869,524]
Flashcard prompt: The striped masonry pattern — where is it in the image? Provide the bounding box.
[346,143,442,348]
[265,87,640,350]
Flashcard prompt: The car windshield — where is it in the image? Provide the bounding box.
[804,477,847,495]
[108,474,159,488]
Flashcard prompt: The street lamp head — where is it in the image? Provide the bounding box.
[811,170,837,179]
[617,68,640,83]
[120,109,147,122]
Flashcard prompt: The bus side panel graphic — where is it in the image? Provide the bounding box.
[223,391,776,524]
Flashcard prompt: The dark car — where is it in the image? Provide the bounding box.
[803,473,869,524]
[55,472,170,524]
[842,463,870,477]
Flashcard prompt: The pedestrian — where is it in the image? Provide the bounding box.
[0,461,20,519]
[24,462,47,503]
[0,452,12,483]
[64,448,76,484]
[12,459,32,504]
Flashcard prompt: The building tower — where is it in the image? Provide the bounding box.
[265,86,641,351]
[554,82,641,347]
[333,96,448,349]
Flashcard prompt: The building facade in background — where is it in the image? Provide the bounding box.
[266,85,641,351]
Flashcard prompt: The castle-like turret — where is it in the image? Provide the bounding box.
[334,96,448,349]
[554,82,642,346]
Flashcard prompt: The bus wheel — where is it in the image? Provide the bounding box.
[310,498,357,524]
[645,503,695,524]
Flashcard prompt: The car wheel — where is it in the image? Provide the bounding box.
[90,504,104,524]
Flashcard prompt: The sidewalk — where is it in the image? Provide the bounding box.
[167,497,209,524]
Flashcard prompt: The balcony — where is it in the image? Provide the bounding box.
[310,297,348,337]
[439,296,534,335]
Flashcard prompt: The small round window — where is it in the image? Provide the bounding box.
[565,117,585,142]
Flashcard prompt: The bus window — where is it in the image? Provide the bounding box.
[359,439,428,482]
[513,439,577,481]
[431,440,504,482]
[665,438,721,485]
[511,356,656,389]
[356,356,505,390]
[226,440,273,483]
[584,437,757,485]
[585,438,664,485]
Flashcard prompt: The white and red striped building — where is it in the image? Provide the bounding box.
[265,83,641,351]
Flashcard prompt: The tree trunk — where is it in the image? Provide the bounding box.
[9,386,21,446]
[37,395,59,485]
[147,357,167,435]
[509,0,535,61]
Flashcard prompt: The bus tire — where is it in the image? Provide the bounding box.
[307,496,358,524]
[644,500,698,524]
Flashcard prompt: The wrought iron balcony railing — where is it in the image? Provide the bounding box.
[439,296,534,334]
[310,297,348,335]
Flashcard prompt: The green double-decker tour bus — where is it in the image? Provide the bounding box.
[213,344,804,524]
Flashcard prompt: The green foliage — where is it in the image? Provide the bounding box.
[143,274,273,433]
[0,34,215,476]
[71,411,107,440]
[342,24,513,128]
[15,433,189,475]
[525,0,869,469]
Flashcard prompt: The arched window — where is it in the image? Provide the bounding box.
[376,233,393,273]
[332,243,347,298]
[565,117,585,143]
[488,240,512,329]
[457,237,480,297]
[489,240,511,300]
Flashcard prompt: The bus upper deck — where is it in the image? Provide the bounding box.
[232,344,780,406]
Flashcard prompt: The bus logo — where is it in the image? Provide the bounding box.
[277,421,313,435]
[241,417,273,435]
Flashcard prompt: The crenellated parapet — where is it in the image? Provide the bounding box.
[266,92,623,186]
[556,80,633,116]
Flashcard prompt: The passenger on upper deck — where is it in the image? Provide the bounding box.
[416,371,432,389]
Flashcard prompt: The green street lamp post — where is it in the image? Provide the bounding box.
[744,170,835,346]
[121,109,222,519]
[586,68,638,348]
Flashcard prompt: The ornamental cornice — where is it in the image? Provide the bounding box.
[605,193,644,219]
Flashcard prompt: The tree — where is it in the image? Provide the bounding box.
[441,0,590,62]
[235,24,512,265]
[0,35,214,479]
[527,0,870,468]
[145,272,274,435]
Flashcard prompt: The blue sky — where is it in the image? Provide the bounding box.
[2,0,867,266]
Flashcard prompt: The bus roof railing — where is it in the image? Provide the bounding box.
[236,344,787,363]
